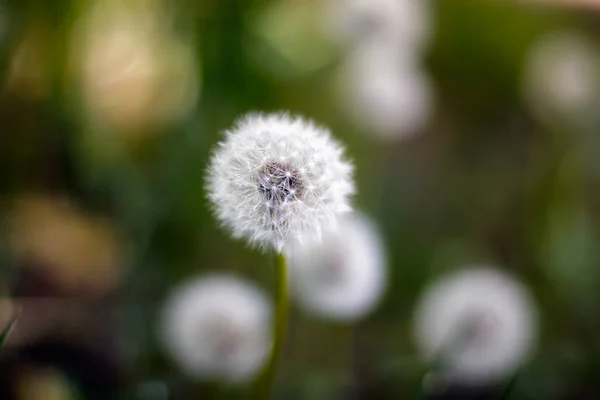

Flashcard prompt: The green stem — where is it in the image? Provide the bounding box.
[256,252,289,399]
[499,371,518,400]
[0,310,19,347]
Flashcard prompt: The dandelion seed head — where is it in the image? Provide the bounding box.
[338,44,433,140]
[286,213,386,321]
[412,267,539,386]
[206,112,354,251]
[159,274,272,383]
[326,0,432,51]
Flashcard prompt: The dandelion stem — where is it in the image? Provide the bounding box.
[0,310,19,347]
[499,372,518,400]
[256,252,289,399]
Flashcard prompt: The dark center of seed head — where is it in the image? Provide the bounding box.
[318,249,347,287]
[454,311,498,352]
[257,162,304,206]
[204,316,243,361]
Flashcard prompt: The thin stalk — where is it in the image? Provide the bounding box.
[499,372,518,400]
[256,252,289,399]
[0,310,19,347]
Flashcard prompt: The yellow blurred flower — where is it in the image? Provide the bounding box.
[9,195,122,295]
[16,367,80,400]
[69,1,199,135]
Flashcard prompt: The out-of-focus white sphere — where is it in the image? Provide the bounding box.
[286,213,387,321]
[523,31,599,124]
[326,0,432,51]
[338,44,433,140]
[412,267,539,386]
[159,274,272,383]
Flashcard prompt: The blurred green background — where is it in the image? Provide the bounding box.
[1,0,600,398]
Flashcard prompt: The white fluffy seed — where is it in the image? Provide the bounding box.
[206,112,355,251]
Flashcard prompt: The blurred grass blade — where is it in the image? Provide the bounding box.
[0,312,19,347]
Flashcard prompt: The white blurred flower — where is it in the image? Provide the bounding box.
[206,112,354,251]
[523,31,599,123]
[326,0,432,51]
[70,3,199,133]
[412,267,538,386]
[286,213,386,321]
[159,274,272,383]
[338,44,433,140]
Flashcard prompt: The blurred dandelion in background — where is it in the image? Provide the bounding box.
[522,31,600,126]
[286,212,386,321]
[337,44,433,140]
[159,274,272,383]
[412,267,539,387]
[326,0,432,50]
[205,112,354,251]
[332,0,434,141]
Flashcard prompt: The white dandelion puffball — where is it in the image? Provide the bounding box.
[338,45,433,140]
[523,31,599,123]
[286,213,386,321]
[412,267,539,386]
[206,113,354,251]
[159,274,272,383]
[326,0,432,51]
